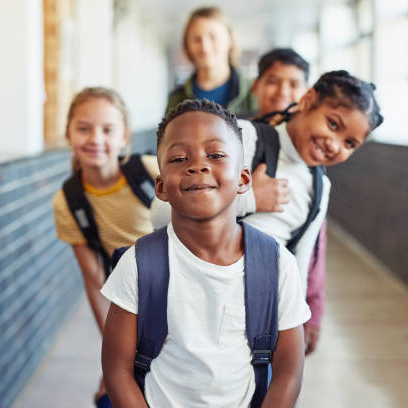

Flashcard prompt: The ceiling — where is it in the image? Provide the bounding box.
[135,0,332,50]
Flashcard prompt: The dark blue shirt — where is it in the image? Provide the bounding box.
[193,76,232,107]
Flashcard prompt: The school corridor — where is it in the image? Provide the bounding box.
[10,221,408,408]
[1,1,407,407]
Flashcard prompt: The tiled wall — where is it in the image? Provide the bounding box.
[0,130,156,407]
[328,142,408,285]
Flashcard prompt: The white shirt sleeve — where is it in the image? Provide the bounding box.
[234,189,257,217]
[238,119,258,170]
[233,119,259,217]
[277,245,311,330]
[100,245,139,314]
[150,197,172,230]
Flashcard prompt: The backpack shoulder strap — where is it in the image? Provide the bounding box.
[287,165,324,254]
[62,172,111,278]
[121,154,156,208]
[251,122,280,178]
[242,222,279,408]
[133,226,169,393]
[110,245,131,271]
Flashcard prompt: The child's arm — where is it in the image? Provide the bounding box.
[102,303,148,407]
[304,220,327,354]
[73,244,110,334]
[261,326,305,408]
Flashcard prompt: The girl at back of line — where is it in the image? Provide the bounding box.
[241,69,383,294]
[52,87,159,407]
[166,6,257,115]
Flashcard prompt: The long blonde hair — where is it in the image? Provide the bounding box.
[66,87,130,172]
[182,7,239,67]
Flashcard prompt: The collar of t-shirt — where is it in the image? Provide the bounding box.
[192,75,232,107]
[168,222,244,275]
[275,122,306,166]
[83,175,127,196]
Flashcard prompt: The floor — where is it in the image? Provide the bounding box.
[13,222,408,408]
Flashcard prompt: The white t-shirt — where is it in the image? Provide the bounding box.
[238,120,331,293]
[101,223,310,407]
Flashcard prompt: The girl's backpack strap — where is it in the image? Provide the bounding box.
[251,122,280,178]
[63,172,111,279]
[120,154,156,208]
[133,226,169,393]
[242,222,279,407]
[286,165,324,254]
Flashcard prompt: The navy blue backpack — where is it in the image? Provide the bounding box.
[112,221,280,407]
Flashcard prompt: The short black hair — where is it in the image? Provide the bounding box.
[157,99,242,149]
[312,70,383,131]
[258,48,310,81]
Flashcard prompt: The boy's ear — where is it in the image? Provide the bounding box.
[155,175,169,202]
[237,167,251,195]
[297,88,317,112]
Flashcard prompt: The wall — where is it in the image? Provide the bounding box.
[0,130,155,407]
[328,142,408,285]
[113,2,168,132]
[0,0,44,156]
[76,0,113,88]
[0,150,81,408]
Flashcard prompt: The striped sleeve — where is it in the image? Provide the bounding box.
[52,189,87,246]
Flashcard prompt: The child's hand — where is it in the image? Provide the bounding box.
[304,324,320,355]
[252,163,289,212]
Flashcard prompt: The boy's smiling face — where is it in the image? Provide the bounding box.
[253,62,308,116]
[156,111,250,222]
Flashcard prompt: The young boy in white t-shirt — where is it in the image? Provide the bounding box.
[101,99,310,407]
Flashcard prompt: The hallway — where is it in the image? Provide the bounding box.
[12,222,408,408]
[298,223,408,407]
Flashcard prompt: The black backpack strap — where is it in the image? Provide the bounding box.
[62,172,111,279]
[287,165,324,254]
[254,102,297,124]
[133,227,169,393]
[120,154,156,208]
[110,245,131,271]
[251,122,280,178]
[241,222,279,407]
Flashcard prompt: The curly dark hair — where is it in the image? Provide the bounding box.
[156,99,242,149]
[312,70,383,131]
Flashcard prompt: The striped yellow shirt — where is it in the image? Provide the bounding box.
[52,155,159,256]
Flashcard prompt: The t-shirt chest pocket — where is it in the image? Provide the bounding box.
[219,304,246,346]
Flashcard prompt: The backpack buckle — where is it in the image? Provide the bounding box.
[134,352,152,372]
[252,349,272,366]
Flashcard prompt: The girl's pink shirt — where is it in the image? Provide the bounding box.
[305,219,327,329]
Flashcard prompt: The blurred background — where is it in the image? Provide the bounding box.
[0,0,407,407]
